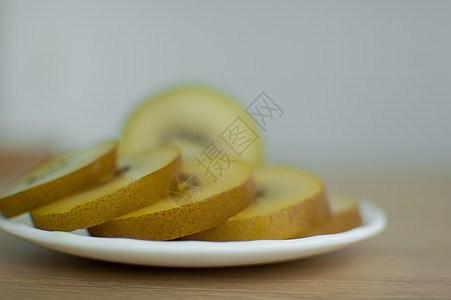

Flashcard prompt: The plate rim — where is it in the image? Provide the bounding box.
[0,199,387,267]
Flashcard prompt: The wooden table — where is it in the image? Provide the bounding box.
[0,151,450,299]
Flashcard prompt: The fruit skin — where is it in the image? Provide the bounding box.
[88,167,255,241]
[320,205,361,235]
[183,190,329,241]
[121,84,264,166]
[305,196,362,236]
[182,167,331,241]
[31,147,182,232]
[0,141,118,218]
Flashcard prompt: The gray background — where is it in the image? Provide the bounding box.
[1,0,450,173]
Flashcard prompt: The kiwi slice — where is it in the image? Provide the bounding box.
[30,146,182,231]
[0,140,118,218]
[305,195,362,236]
[182,166,331,241]
[88,160,254,240]
[121,85,263,166]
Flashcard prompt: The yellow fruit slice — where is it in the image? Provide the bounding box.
[88,160,254,240]
[121,85,263,166]
[30,146,182,232]
[182,166,330,241]
[306,195,362,236]
[0,140,117,218]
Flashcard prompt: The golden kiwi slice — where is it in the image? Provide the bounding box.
[183,166,330,241]
[0,140,118,218]
[30,146,182,231]
[88,160,254,240]
[305,195,362,236]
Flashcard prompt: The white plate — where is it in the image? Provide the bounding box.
[0,199,386,268]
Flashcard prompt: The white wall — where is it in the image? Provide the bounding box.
[1,0,450,172]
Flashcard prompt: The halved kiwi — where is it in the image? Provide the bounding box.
[121,85,263,166]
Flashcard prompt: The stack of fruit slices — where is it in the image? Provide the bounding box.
[0,86,362,241]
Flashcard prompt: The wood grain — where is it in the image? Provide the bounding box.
[0,151,450,299]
